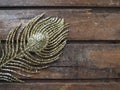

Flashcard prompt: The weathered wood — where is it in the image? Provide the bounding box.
[0,10,120,40]
[0,44,119,79]
[18,66,120,79]
[21,44,120,79]
[18,66,109,79]
[0,82,120,90]
[1,43,120,67]
[52,44,120,67]
[0,0,119,7]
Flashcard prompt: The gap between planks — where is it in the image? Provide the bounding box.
[0,6,119,10]
[0,78,120,83]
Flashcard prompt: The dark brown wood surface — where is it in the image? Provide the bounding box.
[0,9,120,40]
[8,44,118,79]
[0,0,120,90]
[0,82,120,90]
[0,0,120,7]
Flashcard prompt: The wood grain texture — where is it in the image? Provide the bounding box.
[0,82,120,90]
[0,0,119,7]
[0,9,120,40]
[23,44,120,79]
[0,44,118,79]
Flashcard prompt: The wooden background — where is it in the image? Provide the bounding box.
[0,0,120,90]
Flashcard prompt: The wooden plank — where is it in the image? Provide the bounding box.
[0,9,120,40]
[21,44,120,79]
[19,66,120,79]
[1,43,120,67]
[0,82,120,90]
[0,0,120,7]
[58,44,120,67]
[0,44,120,79]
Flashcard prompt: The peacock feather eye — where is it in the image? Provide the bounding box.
[27,33,49,52]
[0,13,69,82]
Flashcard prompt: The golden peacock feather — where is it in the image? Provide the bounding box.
[0,14,69,82]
